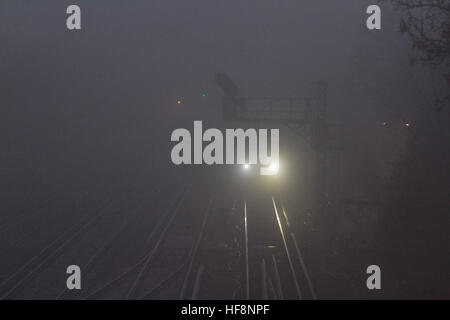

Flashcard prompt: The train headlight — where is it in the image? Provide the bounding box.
[268,162,279,175]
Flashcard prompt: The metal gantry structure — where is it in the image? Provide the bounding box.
[215,73,343,210]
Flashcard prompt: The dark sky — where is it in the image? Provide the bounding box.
[0,1,419,99]
[0,1,437,197]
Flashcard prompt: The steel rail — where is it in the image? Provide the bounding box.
[290,231,317,300]
[125,191,187,299]
[0,197,114,299]
[178,199,212,300]
[244,201,250,300]
[139,198,212,300]
[0,203,113,299]
[56,222,130,300]
[271,254,284,300]
[271,196,303,300]
[82,189,186,299]
[277,197,318,300]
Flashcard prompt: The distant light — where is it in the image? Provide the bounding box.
[243,164,250,170]
[269,162,279,173]
[201,88,207,97]
[262,162,279,175]
[177,98,182,105]
[382,122,387,126]
[404,123,411,128]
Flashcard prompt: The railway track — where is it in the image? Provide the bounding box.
[0,166,167,299]
[242,195,317,300]
[76,189,213,300]
[0,185,164,298]
[0,196,116,299]
[0,184,211,300]
[0,178,316,300]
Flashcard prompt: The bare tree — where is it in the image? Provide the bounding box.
[380,4,450,284]
[390,1,449,66]
[386,0,450,108]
